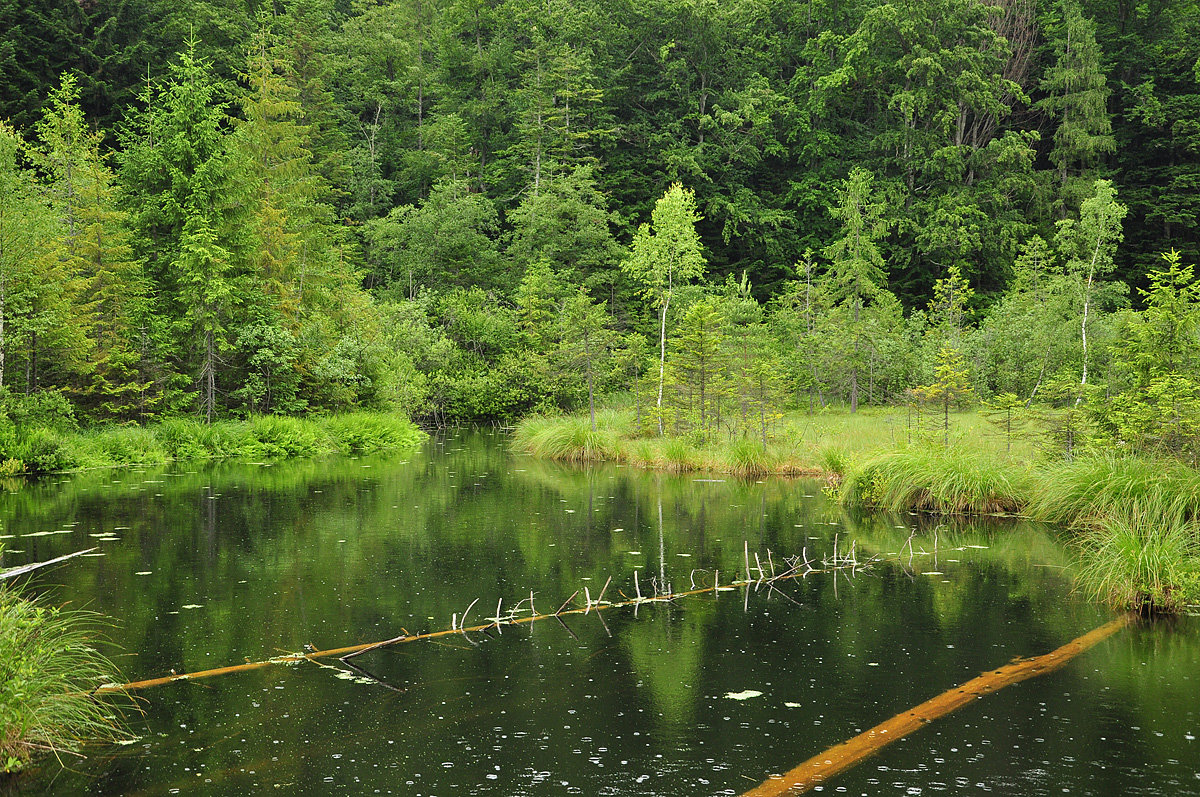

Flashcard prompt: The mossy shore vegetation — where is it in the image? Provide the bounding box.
[0,584,126,774]
[513,408,1200,614]
[0,413,426,477]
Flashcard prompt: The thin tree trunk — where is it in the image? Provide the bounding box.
[1077,238,1101,405]
[656,291,670,436]
[585,331,595,431]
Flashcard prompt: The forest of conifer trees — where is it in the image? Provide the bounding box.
[1,0,1199,452]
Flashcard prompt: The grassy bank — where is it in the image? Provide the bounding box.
[513,409,1200,613]
[0,412,426,477]
[0,585,126,773]
[511,408,1020,477]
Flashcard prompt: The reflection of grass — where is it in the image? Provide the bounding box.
[0,412,425,476]
[0,587,126,773]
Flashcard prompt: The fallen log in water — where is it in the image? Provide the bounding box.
[741,613,1134,796]
[96,545,869,694]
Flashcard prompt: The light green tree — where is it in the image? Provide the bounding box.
[556,289,614,431]
[916,344,975,447]
[34,75,149,420]
[622,183,706,434]
[1055,178,1126,398]
[670,299,727,433]
[0,123,59,393]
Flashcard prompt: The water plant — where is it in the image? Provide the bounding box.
[723,438,774,476]
[511,415,620,462]
[0,587,126,773]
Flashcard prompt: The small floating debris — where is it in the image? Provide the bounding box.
[626,551,642,555]
[181,604,204,610]
[725,690,764,701]
[676,553,691,557]
[612,528,624,532]
[22,529,74,537]
[134,571,152,576]
[964,544,989,549]
[784,702,802,708]
[922,572,944,576]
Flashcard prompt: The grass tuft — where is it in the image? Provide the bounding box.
[840,446,1030,515]
[1029,455,1200,528]
[0,588,127,772]
[1074,511,1199,614]
[723,439,774,476]
[511,416,620,463]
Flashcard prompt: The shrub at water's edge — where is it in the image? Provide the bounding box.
[0,588,127,773]
[0,412,426,476]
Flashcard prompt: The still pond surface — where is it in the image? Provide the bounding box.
[2,428,1198,795]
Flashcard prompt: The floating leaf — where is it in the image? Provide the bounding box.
[725,689,763,701]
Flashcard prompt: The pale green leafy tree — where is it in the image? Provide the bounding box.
[622,183,705,434]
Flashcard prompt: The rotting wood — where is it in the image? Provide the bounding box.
[740,614,1134,797]
[95,544,874,695]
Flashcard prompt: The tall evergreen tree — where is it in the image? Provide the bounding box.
[34,75,149,420]
[1037,0,1115,214]
[822,167,891,413]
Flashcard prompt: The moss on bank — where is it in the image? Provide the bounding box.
[0,412,426,476]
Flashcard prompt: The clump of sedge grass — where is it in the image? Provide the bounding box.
[723,438,774,477]
[1073,510,1199,614]
[510,416,619,463]
[1029,455,1200,528]
[840,446,1030,515]
[320,413,424,453]
[0,587,126,773]
[816,445,851,477]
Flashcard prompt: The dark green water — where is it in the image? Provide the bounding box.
[2,428,1197,796]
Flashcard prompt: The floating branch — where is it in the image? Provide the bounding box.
[97,540,884,695]
[0,548,98,580]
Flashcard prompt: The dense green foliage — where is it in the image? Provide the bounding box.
[0,411,424,476]
[1,0,1200,434]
